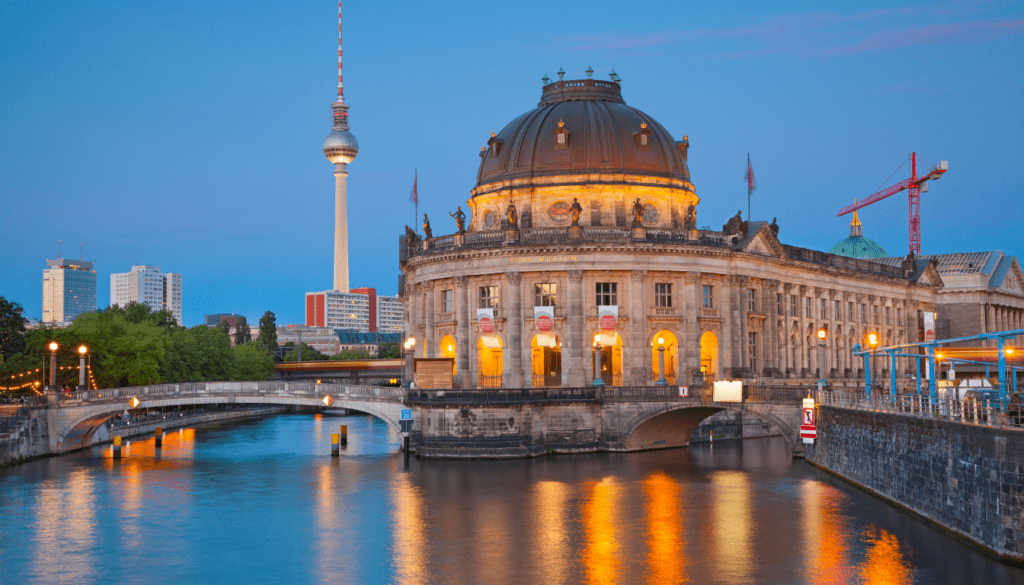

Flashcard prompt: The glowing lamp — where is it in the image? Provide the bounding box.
[48,341,59,352]
[657,337,665,346]
[1007,348,1015,355]
[817,328,827,340]
[78,345,88,355]
[868,333,878,347]
[447,344,453,352]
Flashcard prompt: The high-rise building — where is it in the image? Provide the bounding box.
[110,265,183,325]
[306,287,405,333]
[322,1,358,293]
[42,258,97,324]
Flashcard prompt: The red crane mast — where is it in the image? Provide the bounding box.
[836,152,948,255]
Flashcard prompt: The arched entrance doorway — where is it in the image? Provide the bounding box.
[477,335,503,388]
[439,334,457,375]
[699,331,718,383]
[592,332,623,386]
[531,333,562,387]
[650,330,678,384]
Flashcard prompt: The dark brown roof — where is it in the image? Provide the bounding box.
[474,79,690,190]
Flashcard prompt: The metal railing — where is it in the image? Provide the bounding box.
[818,391,1024,430]
[56,382,407,404]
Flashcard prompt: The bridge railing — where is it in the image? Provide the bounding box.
[405,385,810,405]
[818,391,1024,430]
[56,382,407,405]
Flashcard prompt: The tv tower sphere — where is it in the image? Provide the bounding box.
[323,106,359,164]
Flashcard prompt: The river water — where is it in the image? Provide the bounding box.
[1,413,1020,585]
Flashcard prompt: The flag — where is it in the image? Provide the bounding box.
[746,154,756,196]
[409,170,418,204]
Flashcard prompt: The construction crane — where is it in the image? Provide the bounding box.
[836,152,948,255]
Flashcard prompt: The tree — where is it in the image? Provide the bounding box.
[231,343,276,381]
[0,296,27,363]
[281,342,327,362]
[258,311,278,355]
[234,317,251,346]
[378,342,400,359]
[218,318,231,337]
[330,349,373,361]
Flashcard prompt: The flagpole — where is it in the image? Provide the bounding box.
[414,169,418,236]
[747,153,751,221]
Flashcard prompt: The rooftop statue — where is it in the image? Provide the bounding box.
[570,198,583,226]
[506,202,518,230]
[770,217,779,237]
[684,204,696,230]
[632,198,644,227]
[423,214,433,239]
[723,210,748,236]
[449,207,466,234]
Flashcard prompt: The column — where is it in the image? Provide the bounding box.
[567,270,586,387]
[683,272,701,383]
[424,282,435,358]
[456,276,471,387]
[629,270,648,385]
[762,281,779,376]
[504,272,523,387]
[988,302,997,347]
[733,276,748,375]
[720,277,733,379]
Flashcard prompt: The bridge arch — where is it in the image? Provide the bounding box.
[618,403,799,454]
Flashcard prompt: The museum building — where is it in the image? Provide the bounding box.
[398,73,1009,390]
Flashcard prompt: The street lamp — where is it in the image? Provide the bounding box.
[77,345,88,391]
[593,334,605,386]
[47,341,59,393]
[865,333,878,397]
[655,337,668,386]
[816,327,828,393]
[403,337,416,388]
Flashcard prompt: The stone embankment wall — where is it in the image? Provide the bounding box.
[808,406,1024,564]
[0,410,51,465]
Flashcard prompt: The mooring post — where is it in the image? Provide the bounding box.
[154,427,163,448]
[340,425,348,446]
[331,433,340,457]
[113,436,122,459]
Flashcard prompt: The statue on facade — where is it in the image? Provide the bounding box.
[450,207,466,234]
[683,204,696,230]
[570,198,583,226]
[404,225,421,256]
[770,217,779,237]
[422,214,433,239]
[901,251,917,273]
[506,201,518,230]
[723,210,747,236]
[632,198,644,227]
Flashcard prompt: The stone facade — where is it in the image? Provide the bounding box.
[808,406,1024,563]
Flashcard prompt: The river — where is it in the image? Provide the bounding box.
[1,413,1020,584]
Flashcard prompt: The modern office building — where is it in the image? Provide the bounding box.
[306,287,405,333]
[42,258,97,324]
[377,295,406,333]
[110,265,183,324]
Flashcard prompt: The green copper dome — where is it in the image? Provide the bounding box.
[830,236,888,259]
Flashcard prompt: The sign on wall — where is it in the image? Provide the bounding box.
[598,306,618,330]
[800,397,816,444]
[712,380,742,403]
[477,308,494,333]
[534,306,554,331]
[924,312,936,343]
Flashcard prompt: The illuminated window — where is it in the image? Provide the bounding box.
[534,283,557,307]
[595,283,617,306]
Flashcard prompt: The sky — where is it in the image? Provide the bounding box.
[1,0,1021,327]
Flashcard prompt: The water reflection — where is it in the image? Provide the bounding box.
[643,471,686,584]
[860,526,915,584]
[390,469,429,585]
[583,476,622,585]
[711,470,752,583]
[31,470,97,585]
[801,480,851,584]
[533,480,571,584]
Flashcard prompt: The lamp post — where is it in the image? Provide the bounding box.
[816,327,828,395]
[47,341,59,393]
[593,334,605,386]
[77,345,88,391]
[655,337,668,386]
[404,337,416,388]
[866,333,878,397]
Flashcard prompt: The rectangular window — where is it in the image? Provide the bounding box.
[595,282,617,306]
[873,305,880,324]
[534,283,557,307]
[442,289,453,313]
[897,308,903,326]
[848,302,854,322]
[702,285,714,309]
[655,283,672,308]
[478,286,499,309]
[805,297,812,318]
[860,304,867,323]
[777,293,784,316]
[790,295,798,317]
[884,306,891,325]
[834,300,842,320]
[747,288,757,312]
[748,332,758,366]
[820,298,828,320]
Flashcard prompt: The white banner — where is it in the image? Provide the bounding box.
[713,380,743,403]
[598,305,618,330]
[477,308,494,333]
[534,306,554,331]
[924,311,935,343]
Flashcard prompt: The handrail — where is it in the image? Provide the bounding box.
[817,391,1024,430]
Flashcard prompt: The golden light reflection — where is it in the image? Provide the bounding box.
[859,527,913,585]
[533,481,571,584]
[583,476,621,585]
[312,462,357,585]
[31,471,98,584]
[643,472,686,584]
[390,471,429,585]
[711,471,751,582]
[801,481,850,584]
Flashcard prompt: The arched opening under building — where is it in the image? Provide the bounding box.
[439,334,457,375]
[699,331,718,382]
[623,405,795,453]
[650,330,678,384]
[477,335,503,388]
[591,331,623,386]
[531,333,562,387]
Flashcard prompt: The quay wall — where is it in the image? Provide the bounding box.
[0,410,51,466]
[808,406,1024,563]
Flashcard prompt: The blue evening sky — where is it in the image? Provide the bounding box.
[1,1,1021,326]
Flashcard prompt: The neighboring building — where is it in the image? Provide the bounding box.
[111,265,182,324]
[278,325,344,356]
[42,258,97,324]
[305,287,405,333]
[204,313,245,328]
[399,74,956,389]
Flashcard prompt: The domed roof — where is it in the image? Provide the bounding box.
[475,78,690,190]
[829,236,889,259]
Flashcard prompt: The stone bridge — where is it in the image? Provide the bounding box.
[48,382,406,453]
[47,382,809,458]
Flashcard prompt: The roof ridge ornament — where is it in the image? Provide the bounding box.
[558,120,564,128]
[585,66,594,79]
[557,68,565,81]
[542,73,550,85]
